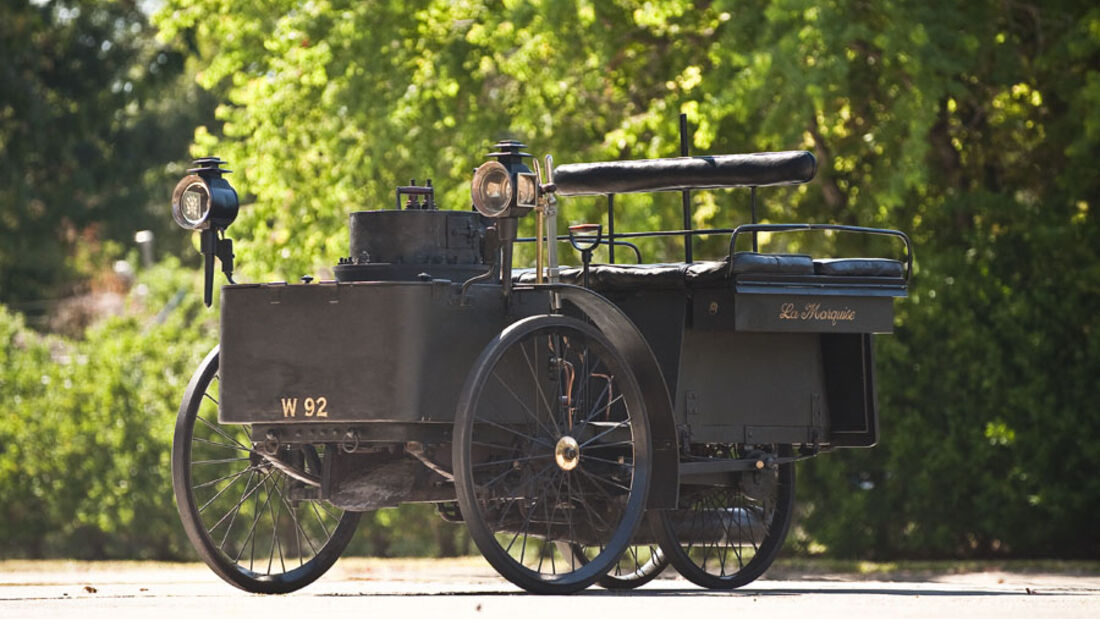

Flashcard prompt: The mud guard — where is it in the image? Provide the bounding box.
[523,284,679,509]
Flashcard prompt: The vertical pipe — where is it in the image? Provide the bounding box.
[751,186,758,252]
[535,207,544,283]
[544,155,560,299]
[679,113,693,264]
[201,228,216,307]
[607,194,616,264]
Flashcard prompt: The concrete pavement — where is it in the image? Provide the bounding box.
[2,559,1098,619]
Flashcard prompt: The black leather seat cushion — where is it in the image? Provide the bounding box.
[728,252,814,275]
[813,258,904,278]
[515,252,818,291]
[516,264,690,290]
[562,264,689,290]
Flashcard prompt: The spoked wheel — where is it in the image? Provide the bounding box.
[654,445,795,589]
[172,347,361,594]
[453,315,652,594]
[556,542,668,589]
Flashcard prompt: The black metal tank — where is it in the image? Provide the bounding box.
[334,189,492,283]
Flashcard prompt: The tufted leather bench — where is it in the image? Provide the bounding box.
[812,258,905,278]
[515,252,902,291]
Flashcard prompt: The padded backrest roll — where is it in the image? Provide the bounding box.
[553,150,816,196]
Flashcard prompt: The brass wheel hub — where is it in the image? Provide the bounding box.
[555,435,580,471]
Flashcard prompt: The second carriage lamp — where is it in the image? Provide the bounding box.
[470,140,538,218]
[471,141,539,295]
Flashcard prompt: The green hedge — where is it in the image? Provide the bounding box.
[0,259,214,558]
[795,198,1100,559]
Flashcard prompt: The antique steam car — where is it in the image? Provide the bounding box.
[169,119,911,594]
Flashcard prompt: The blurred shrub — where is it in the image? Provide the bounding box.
[0,258,215,558]
[794,197,1100,559]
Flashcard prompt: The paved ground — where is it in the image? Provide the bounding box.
[2,559,1098,619]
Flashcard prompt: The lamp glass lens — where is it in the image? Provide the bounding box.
[516,172,537,207]
[181,184,210,224]
[471,161,512,217]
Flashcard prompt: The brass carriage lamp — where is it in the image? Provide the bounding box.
[471,141,540,294]
[470,140,538,220]
[171,157,239,306]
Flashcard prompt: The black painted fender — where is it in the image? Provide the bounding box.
[519,284,679,509]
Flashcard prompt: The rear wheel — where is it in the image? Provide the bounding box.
[654,445,794,589]
[557,542,668,589]
[172,347,361,594]
[453,315,652,594]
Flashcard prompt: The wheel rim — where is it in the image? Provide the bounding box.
[172,349,360,593]
[454,316,651,593]
[657,445,794,589]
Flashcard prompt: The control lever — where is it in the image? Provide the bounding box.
[568,223,602,289]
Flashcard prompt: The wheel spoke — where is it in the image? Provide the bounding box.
[471,453,553,469]
[193,435,250,452]
[194,464,259,490]
[575,465,632,493]
[309,500,333,541]
[578,419,630,448]
[270,478,317,560]
[206,468,273,538]
[195,414,250,451]
[217,469,256,552]
[579,454,633,469]
[265,476,286,575]
[192,456,253,466]
[573,381,614,434]
[518,339,561,437]
[569,479,614,533]
[491,371,558,440]
[472,416,554,449]
[198,466,253,514]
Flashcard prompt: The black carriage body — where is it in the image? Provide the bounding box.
[219,270,894,450]
[528,260,905,451]
[220,280,555,428]
[218,208,545,439]
[608,287,884,449]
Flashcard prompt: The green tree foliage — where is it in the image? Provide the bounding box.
[0,0,214,306]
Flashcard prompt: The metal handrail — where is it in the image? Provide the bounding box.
[515,236,644,264]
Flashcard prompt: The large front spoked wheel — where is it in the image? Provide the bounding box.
[454,315,652,594]
[654,445,795,589]
[172,347,361,594]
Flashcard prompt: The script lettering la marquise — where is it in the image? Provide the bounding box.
[778,302,856,326]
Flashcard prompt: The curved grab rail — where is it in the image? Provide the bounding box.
[728,223,914,282]
[515,236,644,264]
